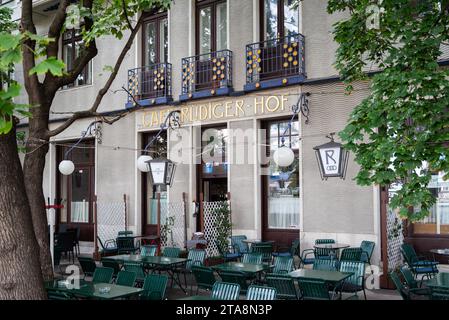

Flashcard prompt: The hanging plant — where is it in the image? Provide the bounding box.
[214,201,232,254]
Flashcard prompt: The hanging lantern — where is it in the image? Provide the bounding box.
[273,146,295,167]
[313,135,349,180]
[137,155,153,172]
[59,160,75,176]
[147,158,176,186]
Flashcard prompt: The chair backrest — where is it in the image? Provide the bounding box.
[389,271,409,300]
[431,287,449,300]
[290,239,300,257]
[116,270,137,287]
[78,257,97,277]
[251,243,273,263]
[315,239,335,244]
[186,249,206,270]
[401,243,420,266]
[340,248,363,262]
[163,247,181,258]
[46,289,73,300]
[58,223,69,233]
[218,271,248,293]
[191,265,217,290]
[400,266,418,289]
[141,245,158,257]
[57,232,75,250]
[116,237,136,253]
[297,278,331,300]
[92,267,114,284]
[231,235,249,254]
[97,236,106,250]
[123,261,146,280]
[266,274,298,300]
[273,256,294,274]
[242,253,263,265]
[246,285,277,300]
[101,258,121,275]
[313,258,338,271]
[339,261,365,287]
[314,239,336,258]
[141,274,168,300]
[118,230,133,237]
[53,247,62,267]
[211,282,240,300]
[360,241,375,263]
[214,239,228,256]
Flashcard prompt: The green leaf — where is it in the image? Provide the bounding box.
[0,83,21,100]
[29,57,65,76]
[0,33,20,51]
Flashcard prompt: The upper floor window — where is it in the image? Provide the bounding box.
[143,12,168,66]
[62,29,92,88]
[261,0,299,40]
[196,0,227,55]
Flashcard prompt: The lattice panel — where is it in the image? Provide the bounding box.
[203,201,231,257]
[96,200,126,245]
[386,207,404,271]
[160,202,186,250]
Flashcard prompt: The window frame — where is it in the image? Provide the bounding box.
[141,11,169,66]
[195,0,227,55]
[61,28,93,88]
[259,0,299,41]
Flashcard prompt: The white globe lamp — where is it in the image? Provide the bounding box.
[273,146,295,167]
[137,155,153,172]
[59,160,75,176]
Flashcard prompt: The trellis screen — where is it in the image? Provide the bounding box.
[386,207,404,272]
[202,201,232,257]
[160,201,186,250]
[96,200,126,245]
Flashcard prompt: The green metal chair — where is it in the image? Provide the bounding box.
[97,236,118,256]
[141,274,169,300]
[46,289,75,300]
[431,287,449,300]
[399,266,431,296]
[178,249,206,294]
[389,271,429,300]
[340,248,363,262]
[218,270,249,294]
[78,256,97,278]
[338,261,366,300]
[192,265,217,294]
[242,253,263,265]
[101,258,121,278]
[163,247,181,258]
[246,285,277,300]
[123,261,146,286]
[313,258,338,271]
[118,230,133,237]
[266,273,299,300]
[360,241,375,265]
[251,243,273,264]
[92,267,114,284]
[140,245,158,257]
[215,240,242,262]
[231,235,249,254]
[116,270,137,287]
[401,243,439,279]
[300,239,336,267]
[297,278,334,300]
[211,281,240,300]
[116,236,139,254]
[272,256,294,274]
[273,239,300,268]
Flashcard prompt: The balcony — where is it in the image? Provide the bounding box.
[244,33,306,92]
[180,50,233,101]
[125,63,172,109]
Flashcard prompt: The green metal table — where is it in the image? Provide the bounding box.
[289,269,353,283]
[426,272,449,289]
[45,280,143,300]
[106,254,190,293]
[212,262,271,275]
[177,295,212,300]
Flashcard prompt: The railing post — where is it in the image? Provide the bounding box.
[156,192,161,255]
[199,193,204,233]
[93,195,100,261]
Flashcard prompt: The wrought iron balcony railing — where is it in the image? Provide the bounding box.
[126,63,172,108]
[180,50,233,101]
[244,33,305,91]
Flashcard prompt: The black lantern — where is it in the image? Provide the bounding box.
[146,158,177,186]
[313,133,349,180]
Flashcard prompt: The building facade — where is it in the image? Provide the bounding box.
[8,0,449,283]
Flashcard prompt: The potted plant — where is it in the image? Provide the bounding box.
[213,201,232,262]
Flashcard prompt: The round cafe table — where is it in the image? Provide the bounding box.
[430,249,449,263]
[242,239,275,245]
[313,243,350,250]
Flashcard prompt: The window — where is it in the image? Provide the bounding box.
[413,171,449,235]
[261,0,299,40]
[62,29,92,88]
[142,12,168,66]
[264,120,300,230]
[196,0,228,54]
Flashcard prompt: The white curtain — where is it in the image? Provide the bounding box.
[71,201,89,223]
[268,197,300,229]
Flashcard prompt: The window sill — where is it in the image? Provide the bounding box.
[59,83,94,93]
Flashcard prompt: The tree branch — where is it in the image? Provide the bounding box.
[122,0,134,31]
[46,0,70,58]
[46,15,144,138]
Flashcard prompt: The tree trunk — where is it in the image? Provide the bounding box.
[23,132,54,281]
[0,124,46,299]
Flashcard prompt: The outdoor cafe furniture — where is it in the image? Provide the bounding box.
[400,266,431,297]
[389,271,430,300]
[212,261,271,278]
[360,240,375,265]
[45,279,144,300]
[266,273,299,300]
[176,249,206,293]
[218,270,249,294]
[246,285,277,300]
[337,261,367,300]
[116,236,139,255]
[191,265,217,295]
[210,281,240,300]
[299,239,341,267]
[231,235,250,255]
[272,239,300,267]
[401,243,439,279]
[250,242,274,263]
[78,256,97,278]
[339,248,364,262]
[97,236,118,256]
[297,278,335,300]
[242,253,263,265]
[426,273,449,293]
[215,240,242,262]
[92,267,114,284]
[141,274,169,300]
[101,258,122,278]
[313,258,338,271]
[116,270,137,287]
[123,261,146,285]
